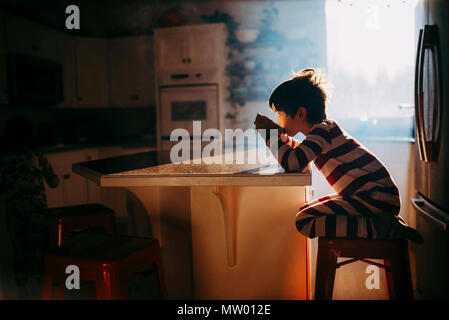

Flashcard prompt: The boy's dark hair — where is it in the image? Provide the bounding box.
[269,68,328,124]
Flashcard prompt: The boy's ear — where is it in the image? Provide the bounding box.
[297,106,307,119]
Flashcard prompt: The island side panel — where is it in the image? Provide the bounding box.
[126,186,194,299]
[190,186,309,299]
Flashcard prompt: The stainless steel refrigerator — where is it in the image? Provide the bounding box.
[412,0,449,299]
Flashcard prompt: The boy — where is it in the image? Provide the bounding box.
[254,68,423,243]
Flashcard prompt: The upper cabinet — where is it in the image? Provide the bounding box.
[5,14,60,61]
[186,24,226,70]
[154,23,226,72]
[108,36,155,107]
[74,37,109,107]
[0,12,8,105]
[56,33,75,107]
[154,27,188,71]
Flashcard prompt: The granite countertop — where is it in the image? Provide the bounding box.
[72,149,312,187]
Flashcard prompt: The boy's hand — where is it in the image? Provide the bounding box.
[254,113,287,134]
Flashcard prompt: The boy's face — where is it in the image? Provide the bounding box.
[275,108,307,136]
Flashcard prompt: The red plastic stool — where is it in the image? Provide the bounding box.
[41,232,167,300]
[315,237,413,300]
[45,203,116,247]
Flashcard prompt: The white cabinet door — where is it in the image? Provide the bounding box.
[31,23,60,61]
[44,163,66,209]
[85,148,101,204]
[74,38,108,107]
[187,24,226,70]
[154,27,189,71]
[0,12,7,105]
[56,33,75,107]
[45,149,90,208]
[108,36,154,107]
[5,14,59,61]
[5,15,37,56]
[154,23,226,81]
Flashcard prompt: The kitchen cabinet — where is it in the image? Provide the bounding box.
[187,24,226,70]
[2,13,73,106]
[44,146,154,218]
[108,36,155,107]
[56,33,76,108]
[0,12,7,105]
[44,149,93,208]
[74,37,109,107]
[154,27,188,71]
[5,14,60,61]
[154,23,226,71]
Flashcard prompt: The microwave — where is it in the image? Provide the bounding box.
[7,53,63,105]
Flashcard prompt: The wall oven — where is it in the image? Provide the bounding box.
[157,70,222,154]
[159,84,219,139]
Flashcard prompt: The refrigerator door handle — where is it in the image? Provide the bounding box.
[411,196,448,231]
[414,28,426,162]
[417,25,442,163]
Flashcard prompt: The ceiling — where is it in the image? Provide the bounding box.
[0,0,319,36]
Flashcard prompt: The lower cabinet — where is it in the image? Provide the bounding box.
[44,148,94,208]
[44,146,154,234]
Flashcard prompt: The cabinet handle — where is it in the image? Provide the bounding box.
[63,173,70,180]
[187,58,191,63]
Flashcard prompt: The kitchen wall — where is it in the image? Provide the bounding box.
[0,0,327,129]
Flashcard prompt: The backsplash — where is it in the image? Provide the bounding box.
[0,106,156,148]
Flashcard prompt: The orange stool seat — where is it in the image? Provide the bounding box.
[45,203,116,247]
[315,237,413,300]
[41,232,167,300]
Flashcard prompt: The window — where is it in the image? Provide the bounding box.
[325,0,419,139]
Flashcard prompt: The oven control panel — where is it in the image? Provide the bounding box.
[158,68,220,86]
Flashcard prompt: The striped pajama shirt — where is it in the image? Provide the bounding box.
[268,119,401,239]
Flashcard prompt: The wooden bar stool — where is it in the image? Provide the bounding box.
[314,237,413,300]
[41,232,167,300]
[45,203,116,247]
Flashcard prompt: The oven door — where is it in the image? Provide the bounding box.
[159,85,219,139]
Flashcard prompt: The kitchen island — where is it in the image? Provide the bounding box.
[73,150,312,299]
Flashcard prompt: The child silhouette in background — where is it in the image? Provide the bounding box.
[0,115,59,299]
[254,68,423,243]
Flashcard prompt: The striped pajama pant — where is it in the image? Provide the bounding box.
[296,193,388,239]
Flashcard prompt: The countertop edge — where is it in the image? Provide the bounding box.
[98,173,312,187]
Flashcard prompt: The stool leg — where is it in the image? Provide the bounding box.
[315,239,338,300]
[109,272,127,300]
[383,259,395,299]
[154,256,168,299]
[95,267,110,300]
[387,244,414,300]
[41,273,53,300]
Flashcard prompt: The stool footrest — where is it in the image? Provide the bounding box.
[335,258,391,271]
